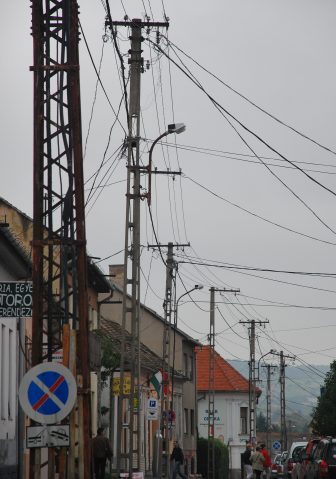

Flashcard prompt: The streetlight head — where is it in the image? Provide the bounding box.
[195,284,204,290]
[168,123,186,134]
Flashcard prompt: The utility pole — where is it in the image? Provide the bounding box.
[272,351,295,452]
[240,320,269,445]
[105,17,169,476]
[30,1,91,478]
[208,288,239,479]
[148,242,189,478]
[261,364,277,452]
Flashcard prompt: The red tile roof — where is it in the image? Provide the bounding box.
[196,345,251,393]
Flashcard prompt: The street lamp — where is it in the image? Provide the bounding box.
[147,123,186,206]
[257,349,276,381]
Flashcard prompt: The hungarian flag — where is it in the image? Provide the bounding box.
[150,371,162,398]
[150,370,169,398]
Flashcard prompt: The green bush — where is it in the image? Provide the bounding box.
[197,438,229,479]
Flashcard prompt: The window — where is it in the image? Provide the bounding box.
[8,329,13,419]
[183,353,188,376]
[1,324,5,419]
[190,409,195,436]
[189,355,194,380]
[184,408,189,435]
[240,407,248,434]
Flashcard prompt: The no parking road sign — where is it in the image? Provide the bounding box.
[19,362,77,425]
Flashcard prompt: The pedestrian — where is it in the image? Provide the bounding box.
[92,427,113,479]
[260,443,271,479]
[170,440,188,479]
[251,446,265,479]
[242,442,253,479]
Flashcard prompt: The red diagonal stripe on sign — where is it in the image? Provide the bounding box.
[32,375,65,411]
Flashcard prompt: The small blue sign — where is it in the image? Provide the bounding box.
[272,441,281,450]
[27,370,69,415]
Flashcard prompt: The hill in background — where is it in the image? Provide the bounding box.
[228,360,329,431]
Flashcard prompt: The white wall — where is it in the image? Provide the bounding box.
[198,392,250,471]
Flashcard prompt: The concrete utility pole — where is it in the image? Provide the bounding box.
[272,350,295,451]
[240,320,269,445]
[148,242,189,477]
[104,17,169,476]
[261,364,277,452]
[31,1,91,477]
[208,288,239,479]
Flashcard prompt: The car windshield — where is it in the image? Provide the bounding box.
[292,446,304,461]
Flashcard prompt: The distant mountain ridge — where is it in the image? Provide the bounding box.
[228,360,329,427]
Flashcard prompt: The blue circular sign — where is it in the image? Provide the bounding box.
[19,362,77,424]
[272,441,281,450]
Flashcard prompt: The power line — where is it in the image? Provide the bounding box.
[183,175,336,247]
[148,38,336,236]
[162,36,336,157]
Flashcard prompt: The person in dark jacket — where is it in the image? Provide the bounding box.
[242,443,253,479]
[170,441,187,479]
[92,427,113,479]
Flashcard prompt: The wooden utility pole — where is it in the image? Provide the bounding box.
[208,288,239,479]
[240,320,268,445]
[30,1,91,477]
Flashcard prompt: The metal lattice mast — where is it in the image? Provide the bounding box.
[208,288,239,479]
[207,287,215,479]
[261,364,277,452]
[272,350,294,452]
[31,1,91,478]
[240,319,268,444]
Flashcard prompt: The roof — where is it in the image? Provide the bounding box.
[0,196,110,293]
[108,273,199,346]
[99,318,184,378]
[196,345,260,394]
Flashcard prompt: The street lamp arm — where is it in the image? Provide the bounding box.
[147,123,186,206]
[257,349,276,381]
[147,131,170,206]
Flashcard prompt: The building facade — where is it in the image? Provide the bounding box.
[196,346,257,479]
[100,264,199,475]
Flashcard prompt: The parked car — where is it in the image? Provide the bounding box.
[284,442,308,478]
[292,447,307,479]
[305,437,336,479]
[298,438,321,479]
[272,454,283,478]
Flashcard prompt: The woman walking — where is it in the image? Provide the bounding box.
[251,446,265,479]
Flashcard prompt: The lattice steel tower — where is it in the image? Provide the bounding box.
[31,1,91,477]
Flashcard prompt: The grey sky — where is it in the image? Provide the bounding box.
[1,1,336,372]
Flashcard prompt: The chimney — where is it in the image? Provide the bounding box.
[109,264,125,289]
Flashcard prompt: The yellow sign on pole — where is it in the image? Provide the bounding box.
[112,377,131,395]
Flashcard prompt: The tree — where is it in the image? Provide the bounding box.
[256,411,267,432]
[311,360,336,435]
[197,438,229,479]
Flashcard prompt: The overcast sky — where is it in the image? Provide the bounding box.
[2,1,336,380]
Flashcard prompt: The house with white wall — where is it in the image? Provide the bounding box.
[0,221,31,479]
[196,345,260,479]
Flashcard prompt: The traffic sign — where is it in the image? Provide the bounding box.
[19,362,77,424]
[272,441,281,450]
[147,398,158,420]
[26,425,70,448]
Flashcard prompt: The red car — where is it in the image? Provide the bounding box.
[298,438,321,479]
